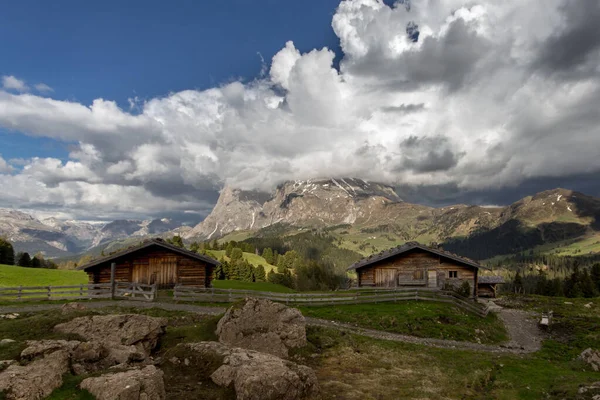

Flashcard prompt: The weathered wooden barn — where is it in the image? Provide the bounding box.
[78,238,219,288]
[477,275,505,298]
[348,242,489,298]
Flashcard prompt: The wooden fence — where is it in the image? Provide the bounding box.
[173,286,490,317]
[0,282,157,302]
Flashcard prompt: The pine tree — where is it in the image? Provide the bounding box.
[17,252,31,268]
[513,271,523,294]
[255,265,266,282]
[225,243,234,258]
[230,248,243,264]
[580,269,598,298]
[169,235,184,248]
[189,242,200,253]
[0,238,15,265]
[30,256,41,268]
[262,248,274,264]
[591,263,600,292]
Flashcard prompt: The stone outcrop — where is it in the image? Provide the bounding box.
[216,298,306,358]
[0,350,70,400]
[176,342,320,400]
[61,302,87,314]
[54,314,167,355]
[80,365,166,400]
[20,340,81,360]
[579,348,600,372]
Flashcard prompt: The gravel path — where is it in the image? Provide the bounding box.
[0,300,541,354]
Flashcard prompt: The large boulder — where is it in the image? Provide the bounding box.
[54,314,167,355]
[216,298,306,358]
[177,342,320,400]
[579,348,600,372]
[0,350,70,400]
[80,365,166,400]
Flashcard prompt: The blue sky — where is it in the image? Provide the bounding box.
[0,0,599,221]
[1,0,341,161]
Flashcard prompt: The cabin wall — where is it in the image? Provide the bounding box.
[86,248,212,288]
[357,250,476,296]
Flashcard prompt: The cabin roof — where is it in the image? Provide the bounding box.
[77,238,220,271]
[347,241,490,271]
[478,276,505,284]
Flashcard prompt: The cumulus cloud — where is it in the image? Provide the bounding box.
[0,0,599,220]
[2,76,29,92]
[0,156,13,174]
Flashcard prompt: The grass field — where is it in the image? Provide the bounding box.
[0,264,88,287]
[0,300,597,400]
[212,279,295,293]
[206,250,277,273]
[300,302,508,344]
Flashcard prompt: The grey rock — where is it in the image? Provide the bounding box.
[182,342,320,400]
[0,350,70,400]
[21,340,81,360]
[216,298,306,358]
[80,365,166,400]
[579,348,600,372]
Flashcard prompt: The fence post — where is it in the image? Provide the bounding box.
[79,283,83,298]
[110,262,116,300]
[228,288,232,303]
[152,283,157,301]
[47,286,51,300]
[18,286,22,300]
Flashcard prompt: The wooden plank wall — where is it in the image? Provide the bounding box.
[357,250,476,295]
[86,248,211,288]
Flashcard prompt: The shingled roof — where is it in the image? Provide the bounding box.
[77,238,220,271]
[347,241,489,271]
[478,276,505,284]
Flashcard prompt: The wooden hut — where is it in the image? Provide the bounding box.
[348,242,489,298]
[477,276,505,298]
[78,238,219,288]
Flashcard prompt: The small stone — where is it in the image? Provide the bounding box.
[0,339,16,346]
[585,302,593,308]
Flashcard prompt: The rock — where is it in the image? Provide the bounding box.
[54,314,167,355]
[0,339,16,346]
[579,381,600,399]
[0,360,16,369]
[0,350,70,400]
[564,301,574,305]
[579,348,600,372]
[0,313,19,320]
[21,340,81,360]
[216,298,306,358]
[182,342,320,400]
[61,302,87,314]
[585,302,594,308]
[80,365,166,400]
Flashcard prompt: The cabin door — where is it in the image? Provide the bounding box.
[427,270,437,288]
[148,256,178,287]
[375,269,397,287]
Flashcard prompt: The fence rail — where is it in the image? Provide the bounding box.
[173,286,490,317]
[0,283,112,301]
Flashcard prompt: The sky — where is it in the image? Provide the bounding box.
[1,0,599,223]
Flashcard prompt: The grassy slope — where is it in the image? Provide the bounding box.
[0,264,88,287]
[206,250,277,273]
[300,302,508,345]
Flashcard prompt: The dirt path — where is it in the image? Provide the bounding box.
[481,299,544,352]
[0,300,539,354]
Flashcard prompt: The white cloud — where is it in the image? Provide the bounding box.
[0,0,599,219]
[34,83,53,93]
[0,156,13,174]
[2,75,29,92]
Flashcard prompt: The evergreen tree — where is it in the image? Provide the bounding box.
[225,243,234,258]
[30,256,41,268]
[169,235,184,248]
[591,263,600,292]
[513,271,523,294]
[189,242,200,253]
[230,248,244,264]
[17,252,31,268]
[0,238,15,265]
[262,248,274,264]
[255,265,266,282]
[580,269,598,298]
[211,240,219,250]
[213,262,225,280]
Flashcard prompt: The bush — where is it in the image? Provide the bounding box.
[456,281,472,298]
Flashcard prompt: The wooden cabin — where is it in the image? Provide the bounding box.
[477,276,505,298]
[348,242,489,298]
[78,238,219,288]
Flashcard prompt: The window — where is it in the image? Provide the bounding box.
[449,271,458,278]
[413,270,424,280]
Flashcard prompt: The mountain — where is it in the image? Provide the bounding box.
[184,178,404,239]
[0,209,181,258]
[184,182,600,260]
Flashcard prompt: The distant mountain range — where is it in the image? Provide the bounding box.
[1,178,599,261]
[0,209,181,257]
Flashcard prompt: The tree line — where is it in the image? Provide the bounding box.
[509,263,600,298]
[0,238,58,269]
